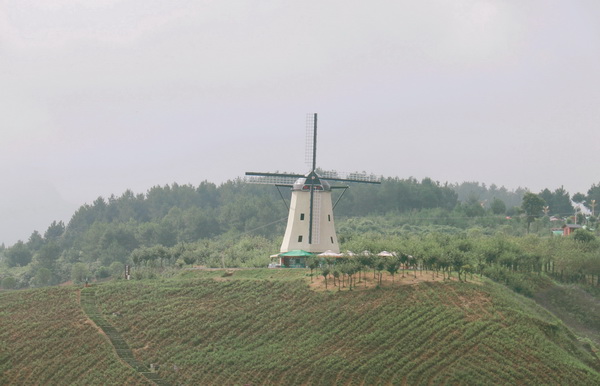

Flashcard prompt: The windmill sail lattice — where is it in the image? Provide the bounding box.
[246,113,380,254]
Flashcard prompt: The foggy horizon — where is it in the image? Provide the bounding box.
[2,1,600,245]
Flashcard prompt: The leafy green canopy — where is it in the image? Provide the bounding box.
[2,178,600,289]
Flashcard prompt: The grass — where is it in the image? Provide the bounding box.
[0,287,150,385]
[534,279,600,348]
[2,268,600,385]
[98,270,600,384]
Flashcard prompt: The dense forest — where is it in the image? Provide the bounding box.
[1,176,600,291]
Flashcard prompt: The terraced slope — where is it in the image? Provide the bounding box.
[2,270,600,385]
[80,289,169,385]
[92,272,600,385]
[0,287,150,385]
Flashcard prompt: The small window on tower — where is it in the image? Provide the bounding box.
[300,213,305,221]
[328,214,331,221]
[298,235,303,242]
[331,236,334,243]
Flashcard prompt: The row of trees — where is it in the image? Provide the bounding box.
[315,229,600,295]
[0,233,278,289]
[2,226,599,294]
[0,177,462,279]
[2,177,600,290]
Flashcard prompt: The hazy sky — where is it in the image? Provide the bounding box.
[2,0,600,245]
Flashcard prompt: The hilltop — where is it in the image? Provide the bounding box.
[2,269,600,385]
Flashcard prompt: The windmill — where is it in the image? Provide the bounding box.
[246,113,380,254]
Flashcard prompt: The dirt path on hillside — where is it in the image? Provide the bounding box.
[77,289,109,337]
[79,288,168,385]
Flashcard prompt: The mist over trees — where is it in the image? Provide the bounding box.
[1,176,599,290]
[450,181,526,211]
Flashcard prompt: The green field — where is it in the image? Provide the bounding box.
[0,286,150,385]
[2,269,600,385]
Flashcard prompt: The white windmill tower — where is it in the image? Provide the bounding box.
[246,114,380,254]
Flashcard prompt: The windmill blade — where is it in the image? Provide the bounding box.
[324,177,381,184]
[308,185,314,244]
[320,170,382,184]
[245,172,304,185]
[245,176,299,185]
[310,189,322,245]
[246,171,305,178]
[305,113,317,171]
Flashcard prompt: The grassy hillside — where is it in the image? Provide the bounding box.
[2,269,600,385]
[533,280,600,347]
[0,287,150,385]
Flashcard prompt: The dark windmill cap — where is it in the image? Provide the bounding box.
[293,173,331,191]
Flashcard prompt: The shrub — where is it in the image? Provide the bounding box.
[108,262,125,278]
[482,265,536,297]
[32,267,55,287]
[95,266,110,279]
[1,276,16,290]
[71,263,90,284]
[572,229,596,243]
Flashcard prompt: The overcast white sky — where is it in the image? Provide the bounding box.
[1,0,600,245]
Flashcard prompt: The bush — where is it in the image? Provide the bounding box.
[572,229,596,243]
[71,263,90,284]
[32,267,55,287]
[1,276,16,290]
[482,266,536,297]
[109,262,125,278]
[95,266,110,279]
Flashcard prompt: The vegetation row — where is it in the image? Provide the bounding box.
[2,178,600,290]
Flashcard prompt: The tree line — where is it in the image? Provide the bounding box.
[2,176,600,290]
[315,230,600,296]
